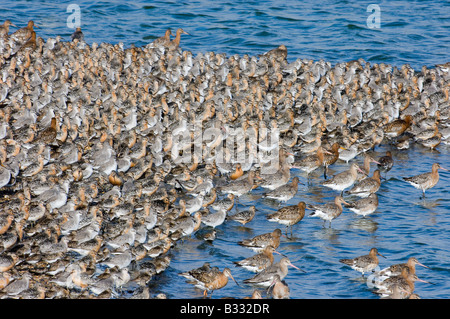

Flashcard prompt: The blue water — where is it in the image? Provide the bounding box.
[1,0,449,299]
[1,0,449,70]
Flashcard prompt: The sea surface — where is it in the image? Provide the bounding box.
[1,0,449,299]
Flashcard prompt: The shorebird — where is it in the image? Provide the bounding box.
[71,27,84,42]
[267,274,290,299]
[403,163,448,198]
[339,247,386,277]
[219,171,258,197]
[150,28,173,47]
[179,266,239,298]
[357,155,381,181]
[3,273,32,296]
[228,205,256,226]
[201,209,226,228]
[0,20,17,38]
[167,28,189,51]
[0,254,18,272]
[233,245,279,273]
[230,163,244,180]
[238,228,283,252]
[210,194,235,211]
[383,115,413,139]
[0,164,12,188]
[292,147,327,178]
[373,268,430,298]
[322,163,364,196]
[262,176,302,202]
[376,257,429,280]
[243,257,302,287]
[322,143,341,179]
[345,193,379,217]
[0,212,14,235]
[258,149,293,190]
[266,201,306,236]
[338,145,359,163]
[10,20,37,44]
[377,151,394,178]
[346,169,381,198]
[308,196,349,227]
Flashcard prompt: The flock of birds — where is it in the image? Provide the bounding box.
[0,19,449,299]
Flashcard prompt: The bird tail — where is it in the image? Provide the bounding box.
[339,259,352,265]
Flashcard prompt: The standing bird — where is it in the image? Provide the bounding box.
[403,163,448,199]
[233,245,279,273]
[339,247,386,277]
[71,27,84,42]
[262,176,302,202]
[219,171,258,197]
[308,196,349,228]
[377,151,394,179]
[243,257,302,287]
[345,193,379,217]
[10,20,37,44]
[266,201,306,236]
[374,268,430,298]
[179,266,239,298]
[292,147,327,178]
[238,228,283,252]
[167,28,189,51]
[0,20,17,38]
[383,115,413,139]
[228,206,256,226]
[262,44,288,64]
[322,143,341,179]
[16,30,37,53]
[376,257,429,280]
[150,28,173,47]
[267,274,290,299]
[346,169,381,198]
[322,163,364,196]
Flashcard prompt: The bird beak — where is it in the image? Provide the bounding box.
[416,277,432,285]
[289,261,306,273]
[11,23,18,28]
[356,166,366,175]
[377,252,386,259]
[439,167,449,171]
[183,30,190,35]
[229,273,240,287]
[417,261,429,269]
[371,159,381,165]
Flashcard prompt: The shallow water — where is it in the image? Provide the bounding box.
[1,0,449,299]
[148,143,450,299]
